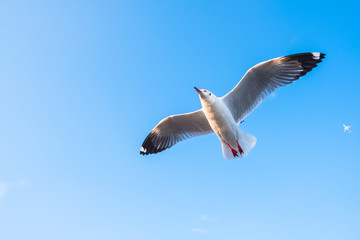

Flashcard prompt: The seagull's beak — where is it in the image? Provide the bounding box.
[194,87,202,94]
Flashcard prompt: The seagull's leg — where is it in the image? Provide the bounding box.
[237,141,244,155]
[226,142,238,157]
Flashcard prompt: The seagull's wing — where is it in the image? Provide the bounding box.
[140,110,213,155]
[222,52,325,123]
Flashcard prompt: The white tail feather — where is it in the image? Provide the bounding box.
[221,129,257,159]
[221,142,235,159]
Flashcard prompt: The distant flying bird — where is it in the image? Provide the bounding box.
[343,124,352,133]
[140,52,325,159]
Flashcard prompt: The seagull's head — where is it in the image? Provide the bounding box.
[194,87,216,105]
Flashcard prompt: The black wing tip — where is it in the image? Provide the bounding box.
[285,52,325,76]
[140,146,165,155]
[286,52,326,61]
[140,131,168,155]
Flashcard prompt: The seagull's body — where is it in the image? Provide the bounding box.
[343,124,352,133]
[200,91,246,157]
[140,52,325,159]
[194,88,256,158]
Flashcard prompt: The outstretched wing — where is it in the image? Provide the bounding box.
[222,52,325,123]
[140,110,213,155]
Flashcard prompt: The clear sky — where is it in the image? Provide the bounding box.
[1,0,360,239]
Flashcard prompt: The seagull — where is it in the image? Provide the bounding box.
[343,124,352,133]
[140,52,325,159]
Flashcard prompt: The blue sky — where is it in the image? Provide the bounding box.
[0,0,360,239]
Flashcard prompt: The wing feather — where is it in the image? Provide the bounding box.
[140,109,213,155]
[222,52,325,123]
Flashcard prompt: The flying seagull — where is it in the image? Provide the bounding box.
[140,52,325,159]
[343,124,352,133]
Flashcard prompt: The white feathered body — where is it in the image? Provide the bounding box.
[200,97,257,159]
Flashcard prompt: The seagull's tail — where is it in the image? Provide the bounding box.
[221,129,257,159]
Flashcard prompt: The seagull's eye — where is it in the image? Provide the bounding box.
[209,93,212,96]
